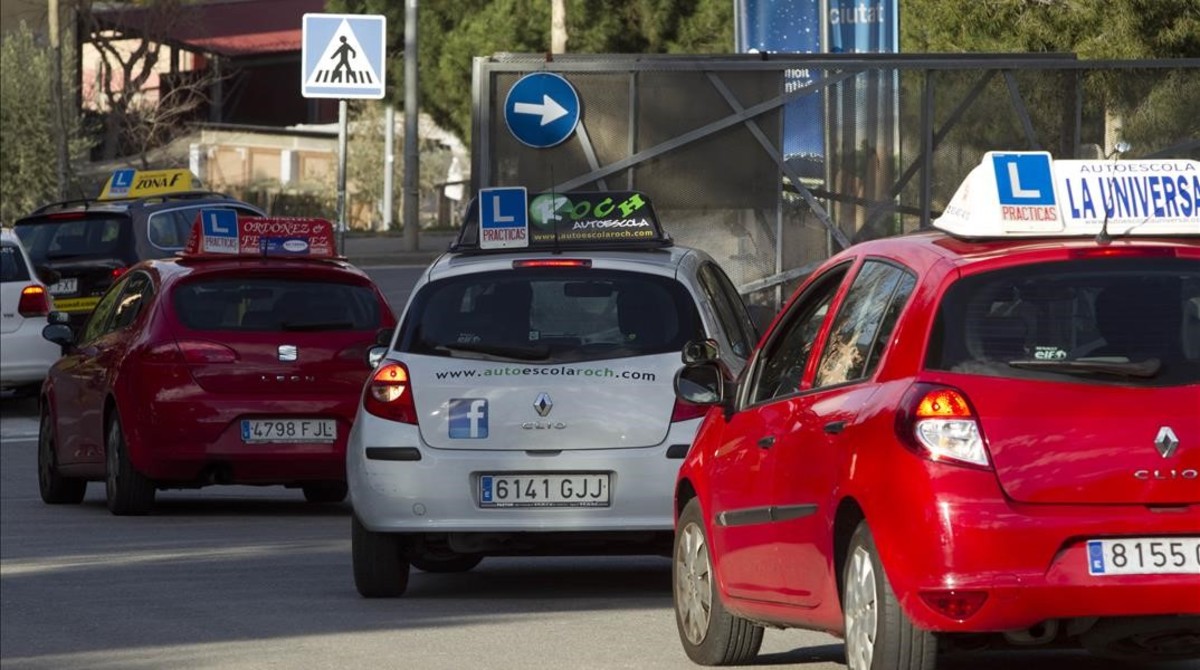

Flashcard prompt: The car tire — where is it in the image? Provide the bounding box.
[410,553,483,573]
[37,406,86,505]
[673,497,764,665]
[105,411,156,516]
[842,521,937,670]
[352,514,411,597]
[302,481,348,503]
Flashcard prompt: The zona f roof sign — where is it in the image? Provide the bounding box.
[302,13,386,100]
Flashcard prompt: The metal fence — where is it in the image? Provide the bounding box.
[471,54,1200,307]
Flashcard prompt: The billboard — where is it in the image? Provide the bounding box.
[736,0,898,184]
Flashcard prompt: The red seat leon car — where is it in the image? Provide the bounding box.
[671,152,1199,668]
[37,214,396,515]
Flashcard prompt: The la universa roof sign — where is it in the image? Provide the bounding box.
[934,151,1200,237]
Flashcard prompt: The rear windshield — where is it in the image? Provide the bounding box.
[1,243,31,282]
[929,257,1200,387]
[15,216,127,264]
[173,277,382,332]
[398,268,705,364]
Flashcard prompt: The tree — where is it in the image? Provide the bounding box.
[900,0,1199,157]
[79,0,220,164]
[324,0,734,144]
[345,101,453,230]
[1,22,91,224]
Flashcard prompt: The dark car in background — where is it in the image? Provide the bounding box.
[13,168,263,329]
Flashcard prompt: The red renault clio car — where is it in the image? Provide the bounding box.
[38,213,396,515]
[671,152,1199,668]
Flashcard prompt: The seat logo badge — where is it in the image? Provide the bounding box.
[278,345,298,362]
[533,392,553,417]
[1155,426,1179,458]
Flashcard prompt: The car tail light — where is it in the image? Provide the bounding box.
[895,383,991,468]
[919,589,988,621]
[17,285,51,316]
[363,362,417,424]
[512,259,591,269]
[177,340,238,364]
[670,397,709,422]
[111,267,127,279]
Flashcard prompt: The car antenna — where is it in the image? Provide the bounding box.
[1096,141,1130,246]
[550,165,561,255]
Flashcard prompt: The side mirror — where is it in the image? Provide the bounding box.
[42,323,75,348]
[36,266,61,286]
[367,327,392,367]
[674,363,725,406]
[682,338,720,365]
[47,310,71,325]
[366,345,387,368]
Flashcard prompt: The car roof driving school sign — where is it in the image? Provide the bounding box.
[504,73,580,148]
[302,14,386,99]
[479,187,529,249]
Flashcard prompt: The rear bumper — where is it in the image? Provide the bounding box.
[881,497,1200,632]
[348,411,699,536]
[125,394,355,484]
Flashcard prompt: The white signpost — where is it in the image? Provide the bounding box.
[301,13,387,253]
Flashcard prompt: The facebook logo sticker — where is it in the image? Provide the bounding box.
[448,398,488,439]
[992,153,1055,206]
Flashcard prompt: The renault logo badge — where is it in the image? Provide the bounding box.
[1155,427,1179,459]
[533,392,552,417]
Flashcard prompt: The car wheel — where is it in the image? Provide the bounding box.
[410,553,483,573]
[105,412,156,516]
[842,522,937,670]
[352,514,410,597]
[37,406,86,504]
[673,497,764,665]
[302,481,348,503]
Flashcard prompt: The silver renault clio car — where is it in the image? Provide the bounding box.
[347,190,761,596]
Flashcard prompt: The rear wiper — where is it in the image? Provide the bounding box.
[45,252,88,260]
[1007,357,1161,378]
[435,342,551,361]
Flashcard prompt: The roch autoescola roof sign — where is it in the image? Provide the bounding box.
[934,151,1200,238]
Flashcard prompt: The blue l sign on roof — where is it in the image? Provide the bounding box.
[504,73,580,148]
[302,14,386,99]
[478,187,529,250]
[992,153,1055,205]
[199,209,238,254]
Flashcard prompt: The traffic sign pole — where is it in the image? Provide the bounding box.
[336,99,348,256]
[301,13,387,255]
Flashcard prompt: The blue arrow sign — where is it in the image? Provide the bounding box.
[504,73,580,149]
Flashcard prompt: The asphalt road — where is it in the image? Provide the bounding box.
[0,264,1181,670]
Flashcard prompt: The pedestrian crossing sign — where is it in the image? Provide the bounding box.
[301,13,387,100]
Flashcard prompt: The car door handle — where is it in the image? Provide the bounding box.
[824,421,846,435]
[757,436,775,449]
